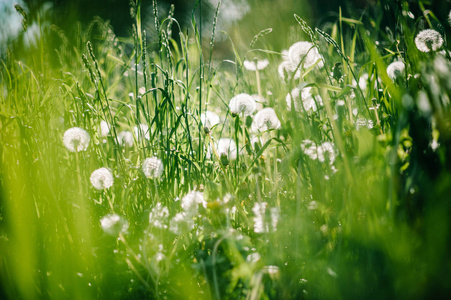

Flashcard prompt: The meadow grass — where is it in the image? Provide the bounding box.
[1,0,451,299]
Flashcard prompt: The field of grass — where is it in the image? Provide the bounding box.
[1,0,451,299]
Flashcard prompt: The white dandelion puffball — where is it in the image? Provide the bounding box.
[181,190,206,217]
[301,140,337,165]
[169,212,195,235]
[243,59,269,71]
[278,60,301,80]
[216,138,238,160]
[90,167,114,190]
[201,111,220,129]
[134,124,150,140]
[117,131,134,147]
[355,118,374,130]
[100,121,110,137]
[252,202,268,233]
[149,203,169,229]
[100,214,129,236]
[252,108,281,132]
[415,29,443,52]
[63,127,90,152]
[386,61,406,80]
[288,41,323,69]
[142,157,164,178]
[286,87,322,112]
[229,93,256,116]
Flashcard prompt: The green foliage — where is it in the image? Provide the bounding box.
[1,0,451,299]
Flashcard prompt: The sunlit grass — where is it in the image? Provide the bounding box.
[1,0,451,299]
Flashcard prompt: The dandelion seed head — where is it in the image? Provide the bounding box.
[100,121,110,137]
[264,265,280,275]
[415,29,443,52]
[216,138,238,160]
[181,190,206,217]
[301,140,337,165]
[100,214,128,236]
[270,207,280,231]
[278,60,300,80]
[149,203,169,229]
[169,212,194,235]
[243,59,269,71]
[246,252,261,263]
[431,139,439,151]
[134,124,150,140]
[252,202,268,233]
[352,73,369,91]
[229,93,256,116]
[355,118,374,130]
[142,157,164,178]
[90,167,114,190]
[288,41,323,69]
[386,61,406,80]
[117,131,134,147]
[417,91,432,114]
[201,111,220,129]
[252,108,281,132]
[63,127,90,152]
[153,252,165,262]
[286,87,322,112]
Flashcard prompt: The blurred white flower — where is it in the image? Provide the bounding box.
[317,142,336,164]
[415,29,443,52]
[100,214,129,236]
[355,118,374,130]
[301,140,337,165]
[117,131,134,147]
[270,207,280,231]
[246,252,261,263]
[169,212,195,235]
[138,87,146,95]
[386,61,406,80]
[229,93,256,116]
[252,107,281,132]
[243,59,269,71]
[201,111,221,129]
[134,124,150,140]
[252,202,268,233]
[264,265,280,276]
[90,167,114,190]
[142,157,164,178]
[216,138,238,160]
[63,127,90,152]
[417,91,432,115]
[100,120,110,137]
[431,139,440,151]
[181,190,206,217]
[149,203,169,229]
[286,87,323,112]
